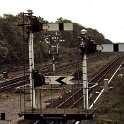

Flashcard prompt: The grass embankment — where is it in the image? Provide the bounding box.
[85,58,124,124]
[95,65,124,124]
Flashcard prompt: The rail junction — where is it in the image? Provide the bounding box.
[1,10,124,124]
[17,57,123,124]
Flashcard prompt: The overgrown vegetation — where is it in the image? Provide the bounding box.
[89,64,124,124]
[0,13,112,71]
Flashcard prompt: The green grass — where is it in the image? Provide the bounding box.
[91,67,124,124]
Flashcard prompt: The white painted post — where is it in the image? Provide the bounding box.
[82,54,89,110]
[52,55,55,74]
[28,31,36,108]
[27,10,36,109]
[104,79,109,92]
[79,29,89,110]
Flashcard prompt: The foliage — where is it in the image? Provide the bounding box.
[73,68,82,79]
[0,13,112,69]
[87,28,112,44]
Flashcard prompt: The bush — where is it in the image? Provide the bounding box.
[73,69,82,79]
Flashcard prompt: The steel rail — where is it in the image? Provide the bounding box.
[52,58,122,109]
[0,76,28,92]
[56,89,82,109]
[0,59,80,91]
[69,57,120,109]
[0,54,104,92]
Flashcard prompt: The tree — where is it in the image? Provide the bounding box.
[0,13,112,69]
[0,44,8,64]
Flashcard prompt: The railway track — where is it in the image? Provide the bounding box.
[0,58,81,92]
[0,76,28,92]
[16,56,123,124]
[18,57,122,124]
[18,120,40,124]
[0,53,116,92]
[46,57,123,109]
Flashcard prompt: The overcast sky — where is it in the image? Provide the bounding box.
[0,0,124,43]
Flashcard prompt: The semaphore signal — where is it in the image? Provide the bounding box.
[97,43,124,52]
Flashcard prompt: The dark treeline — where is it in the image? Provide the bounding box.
[0,13,111,70]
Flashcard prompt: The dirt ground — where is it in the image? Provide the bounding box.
[0,92,23,124]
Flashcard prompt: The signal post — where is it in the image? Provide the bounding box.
[78,29,89,110]
[19,10,96,123]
